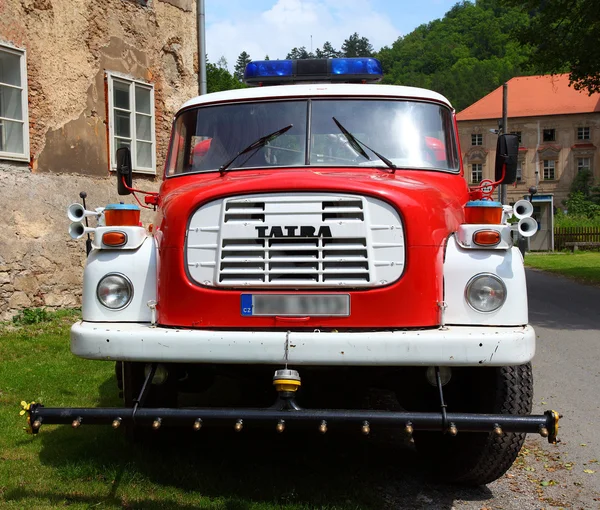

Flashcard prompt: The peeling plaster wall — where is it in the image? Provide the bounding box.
[0,0,198,320]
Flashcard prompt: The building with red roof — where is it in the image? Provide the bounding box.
[456,74,600,208]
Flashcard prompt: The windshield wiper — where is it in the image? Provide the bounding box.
[219,124,293,175]
[332,117,397,173]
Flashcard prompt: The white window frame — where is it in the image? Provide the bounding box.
[106,71,156,174]
[577,127,590,141]
[471,133,483,146]
[471,163,482,183]
[0,43,29,162]
[577,157,591,173]
[543,159,555,180]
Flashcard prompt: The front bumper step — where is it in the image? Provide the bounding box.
[25,404,559,443]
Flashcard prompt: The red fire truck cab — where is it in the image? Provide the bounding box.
[28,58,559,486]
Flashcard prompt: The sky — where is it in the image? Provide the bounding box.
[206,0,459,71]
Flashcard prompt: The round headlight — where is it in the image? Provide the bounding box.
[97,273,133,310]
[465,273,506,313]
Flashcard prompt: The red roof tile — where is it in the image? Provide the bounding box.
[456,74,600,121]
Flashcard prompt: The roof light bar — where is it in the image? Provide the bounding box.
[244,58,383,86]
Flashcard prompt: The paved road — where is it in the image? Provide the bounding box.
[407,268,600,509]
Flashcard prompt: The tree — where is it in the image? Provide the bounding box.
[315,41,341,59]
[207,56,245,93]
[234,51,252,82]
[341,33,374,57]
[374,2,532,110]
[501,0,600,94]
[286,47,314,60]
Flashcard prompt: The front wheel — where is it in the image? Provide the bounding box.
[408,364,534,485]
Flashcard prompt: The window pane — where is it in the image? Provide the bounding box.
[135,86,151,114]
[0,84,22,120]
[114,138,130,164]
[0,50,21,86]
[0,119,24,154]
[136,141,152,168]
[136,113,151,141]
[114,110,130,137]
[113,81,130,110]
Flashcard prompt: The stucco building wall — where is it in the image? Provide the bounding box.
[0,0,198,320]
[458,113,600,206]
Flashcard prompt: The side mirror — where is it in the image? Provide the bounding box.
[116,147,132,196]
[494,133,519,184]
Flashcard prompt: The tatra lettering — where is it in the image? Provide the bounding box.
[255,225,333,238]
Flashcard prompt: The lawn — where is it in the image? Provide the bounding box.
[524,251,600,285]
[0,311,396,509]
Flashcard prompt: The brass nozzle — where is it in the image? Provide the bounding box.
[493,424,503,436]
[448,423,458,436]
[276,420,285,433]
[72,417,82,429]
[319,420,328,434]
[152,418,162,430]
[112,417,122,429]
[234,419,243,432]
[32,419,42,430]
[405,423,413,436]
[539,426,549,438]
[193,418,203,431]
[361,421,370,435]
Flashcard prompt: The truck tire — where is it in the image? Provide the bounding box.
[413,363,533,486]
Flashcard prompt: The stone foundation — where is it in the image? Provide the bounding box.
[0,165,159,321]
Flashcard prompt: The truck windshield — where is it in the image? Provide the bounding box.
[166,99,459,176]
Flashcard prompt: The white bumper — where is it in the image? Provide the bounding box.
[71,321,535,366]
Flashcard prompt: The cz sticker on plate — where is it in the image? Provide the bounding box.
[241,294,350,317]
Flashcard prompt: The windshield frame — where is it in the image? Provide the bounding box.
[165,96,460,179]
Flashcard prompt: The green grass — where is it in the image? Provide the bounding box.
[0,311,400,509]
[525,251,600,284]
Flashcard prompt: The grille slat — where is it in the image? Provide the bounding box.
[187,193,405,287]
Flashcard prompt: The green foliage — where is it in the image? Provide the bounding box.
[377,1,533,110]
[554,209,600,228]
[315,41,342,59]
[286,46,314,59]
[12,308,51,325]
[233,51,252,82]
[207,57,246,93]
[563,192,600,219]
[558,169,600,221]
[501,0,600,95]
[341,33,374,57]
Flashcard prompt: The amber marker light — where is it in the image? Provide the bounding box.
[473,230,501,247]
[102,231,127,247]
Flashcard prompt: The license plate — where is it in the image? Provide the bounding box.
[241,294,350,317]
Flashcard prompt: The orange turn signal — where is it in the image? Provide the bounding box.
[473,230,501,246]
[102,231,127,247]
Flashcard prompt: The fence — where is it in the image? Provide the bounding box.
[554,227,600,251]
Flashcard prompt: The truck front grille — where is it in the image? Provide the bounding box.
[187,193,405,288]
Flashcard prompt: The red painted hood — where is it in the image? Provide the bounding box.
[154,168,469,329]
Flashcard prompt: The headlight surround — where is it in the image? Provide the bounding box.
[465,273,506,313]
[96,273,133,310]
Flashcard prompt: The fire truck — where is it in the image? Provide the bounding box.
[25,58,559,485]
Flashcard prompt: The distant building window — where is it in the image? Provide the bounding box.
[510,131,522,144]
[577,157,591,173]
[107,72,155,174]
[471,163,483,183]
[543,160,555,180]
[543,129,555,142]
[471,134,483,146]
[577,127,590,140]
[516,160,522,182]
[0,44,29,161]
